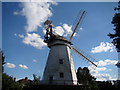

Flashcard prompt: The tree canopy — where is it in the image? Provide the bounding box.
[76,67,98,89]
[108,1,120,52]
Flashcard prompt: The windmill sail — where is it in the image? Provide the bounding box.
[71,46,97,67]
[69,11,86,41]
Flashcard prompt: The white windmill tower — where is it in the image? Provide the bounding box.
[42,11,97,85]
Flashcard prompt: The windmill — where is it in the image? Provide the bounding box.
[42,11,97,85]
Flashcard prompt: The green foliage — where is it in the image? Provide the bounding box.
[115,80,120,89]
[2,73,23,90]
[108,1,120,52]
[97,81,120,90]
[0,49,5,72]
[32,74,41,85]
[1,49,23,90]
[0,49,5,65]
[76,67,99,89]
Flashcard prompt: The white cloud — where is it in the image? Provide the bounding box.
[53,26,65,36]
[52,24,75,37]
[88,65,107,74]
[62,24,73,37]
[19,64,28,69]
[96,67,107,71]
[33,59,37,62]
[14,1,57,32]
[88,59,118,81]
[23,33,47,49]
[13,1,57,49]
[13,1,75,49]
[13,11,19,15]
[91,42,115,53]
[43,29,46,35]
[88,66,113,81]
[5,63,16,68]
[97,59,117,66]
[14,30,46,50]
[79,27,83,31]
[18,34,24,38]
[14,33,17,36]
[94,73,112,81]
[14,33,24,38]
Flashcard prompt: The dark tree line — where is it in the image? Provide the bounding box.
[108,1,120,52]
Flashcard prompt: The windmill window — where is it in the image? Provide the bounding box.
[59,59,64,64]
[59,72,64,78]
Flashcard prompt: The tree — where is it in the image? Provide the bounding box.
[2,73,23,90]
[0,49,5,72]
[0,49,3,90]
[0,49,5,90]
[108,1,120,52]
[76,67,95,84]
[33,74,41,84]
[97,81,115,90]
[76,67,99,89]
[1,49,23,90]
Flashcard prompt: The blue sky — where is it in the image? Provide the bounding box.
[2,1,119,81]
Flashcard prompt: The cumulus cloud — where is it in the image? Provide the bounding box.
[96,59,117,67]
[88,65,107,74]
[52,24,75,37]
[88,66,112,81]
[14,1,56,32]
[94,73,112,81]
[62,24,73,36]
[13,1,57,49]
[91,42,115,53]
[14,33,46,49]
[53,26,65,36]
[5,63,16,68]
[43,23,73,37]
[88,59,117,73]
[23,33,47,49]
[88,59,117,81]
[96,67,107,71]
[13,1,75,49]
[19,64,28,69]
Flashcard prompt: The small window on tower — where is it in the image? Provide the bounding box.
[59,59,64,64]
[59,72,64,78]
